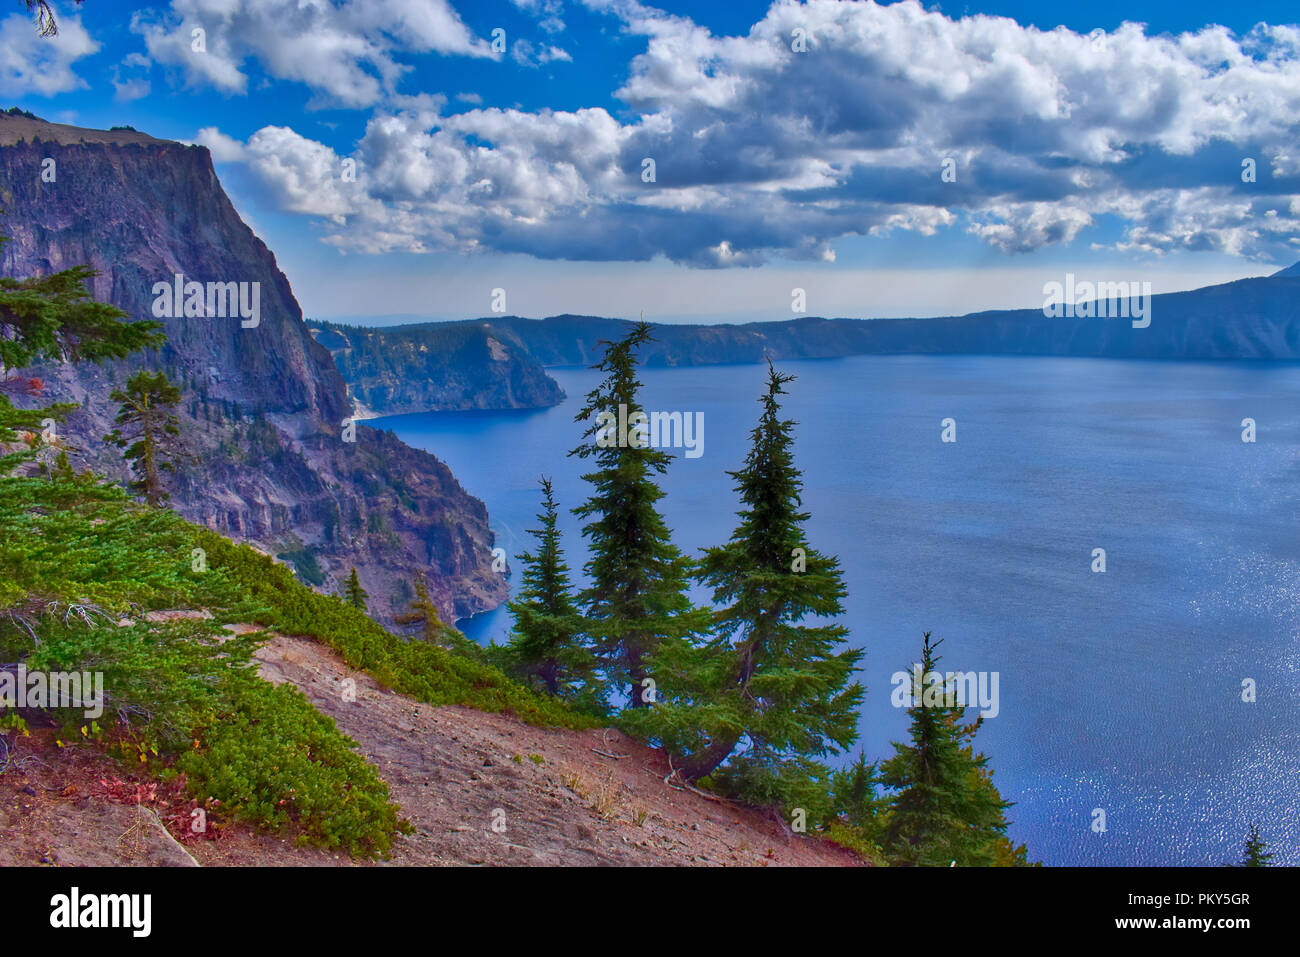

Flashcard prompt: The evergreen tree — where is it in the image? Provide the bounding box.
[635,363,864,796]
[1239,824,1273,867]
[106,370,181,507]
[395,569,475,654]
[881,632,1025,866]
[0,222,162,466]
[504,477,598,705]
[831,752,889,833]
[568,322,708,708]
[343,567,368,612]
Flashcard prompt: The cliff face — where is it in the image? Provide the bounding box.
[0,115,504,621]
[314,319,564,416]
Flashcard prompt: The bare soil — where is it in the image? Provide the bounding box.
[0,624,863,867]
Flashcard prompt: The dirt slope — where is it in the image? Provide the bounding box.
[0,626,862,867]
[249,631,863,866]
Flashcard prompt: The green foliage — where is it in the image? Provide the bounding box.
[343,567,368,611]
[830,752,891,835]
[0,222,162,457]
[628,362,863,796]
[1239,824,1273,867]
[569,322,709,707]
[0,472,590,859]
[17,613,401,854]
[0,228,161,372]
[0,475,249,615]
[177,670,407,858]
[879,633,1026,866]
[0,475,401,855]
[502,477,601,709]
[192,531,594,729]
[277,546,325,587]
[106,369,182,506]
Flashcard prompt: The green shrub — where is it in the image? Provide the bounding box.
[178,671,408,858]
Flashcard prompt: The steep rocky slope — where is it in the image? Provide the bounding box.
[0,114,503,621]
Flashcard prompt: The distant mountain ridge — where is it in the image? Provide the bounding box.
[322,268,1300,417]
[312,319,563,416]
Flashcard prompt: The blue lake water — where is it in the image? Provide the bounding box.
[371,354,1300,867]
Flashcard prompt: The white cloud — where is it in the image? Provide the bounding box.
[195,0,1300,266]
[0,12,98,97]
[194,125,246,162]
[510,38,572,67]
[132,0,491,107]
[112,51,152,102]
[512,0,567,35]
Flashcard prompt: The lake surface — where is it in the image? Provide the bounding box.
[371,354,1300,866]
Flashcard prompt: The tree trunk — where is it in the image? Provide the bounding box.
[674,731,741,783]
[626,642,647,707]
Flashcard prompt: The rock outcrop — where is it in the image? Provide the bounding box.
[0,113,504,622]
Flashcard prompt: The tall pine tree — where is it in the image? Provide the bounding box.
[568,322,708,708]
[503,477,598,706]
[632,362,863,801]
[881,632,1025,866]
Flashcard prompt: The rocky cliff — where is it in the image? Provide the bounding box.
[0,114,504,622]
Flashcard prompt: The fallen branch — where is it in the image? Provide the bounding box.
[662,755,738,805]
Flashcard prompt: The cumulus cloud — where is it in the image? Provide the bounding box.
[195,0,1300,265]
[131,0,492,108]
[0,11,98,97]
[194,125,246,162]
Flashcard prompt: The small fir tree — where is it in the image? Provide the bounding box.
[880,632,1025,866]
[343,567,368,612]
[504,477,599,706]
[106,369,182,507]
[1239,824,1273,867]
[395,569,475,654]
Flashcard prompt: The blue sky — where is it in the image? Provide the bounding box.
[3,0,1299,322]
